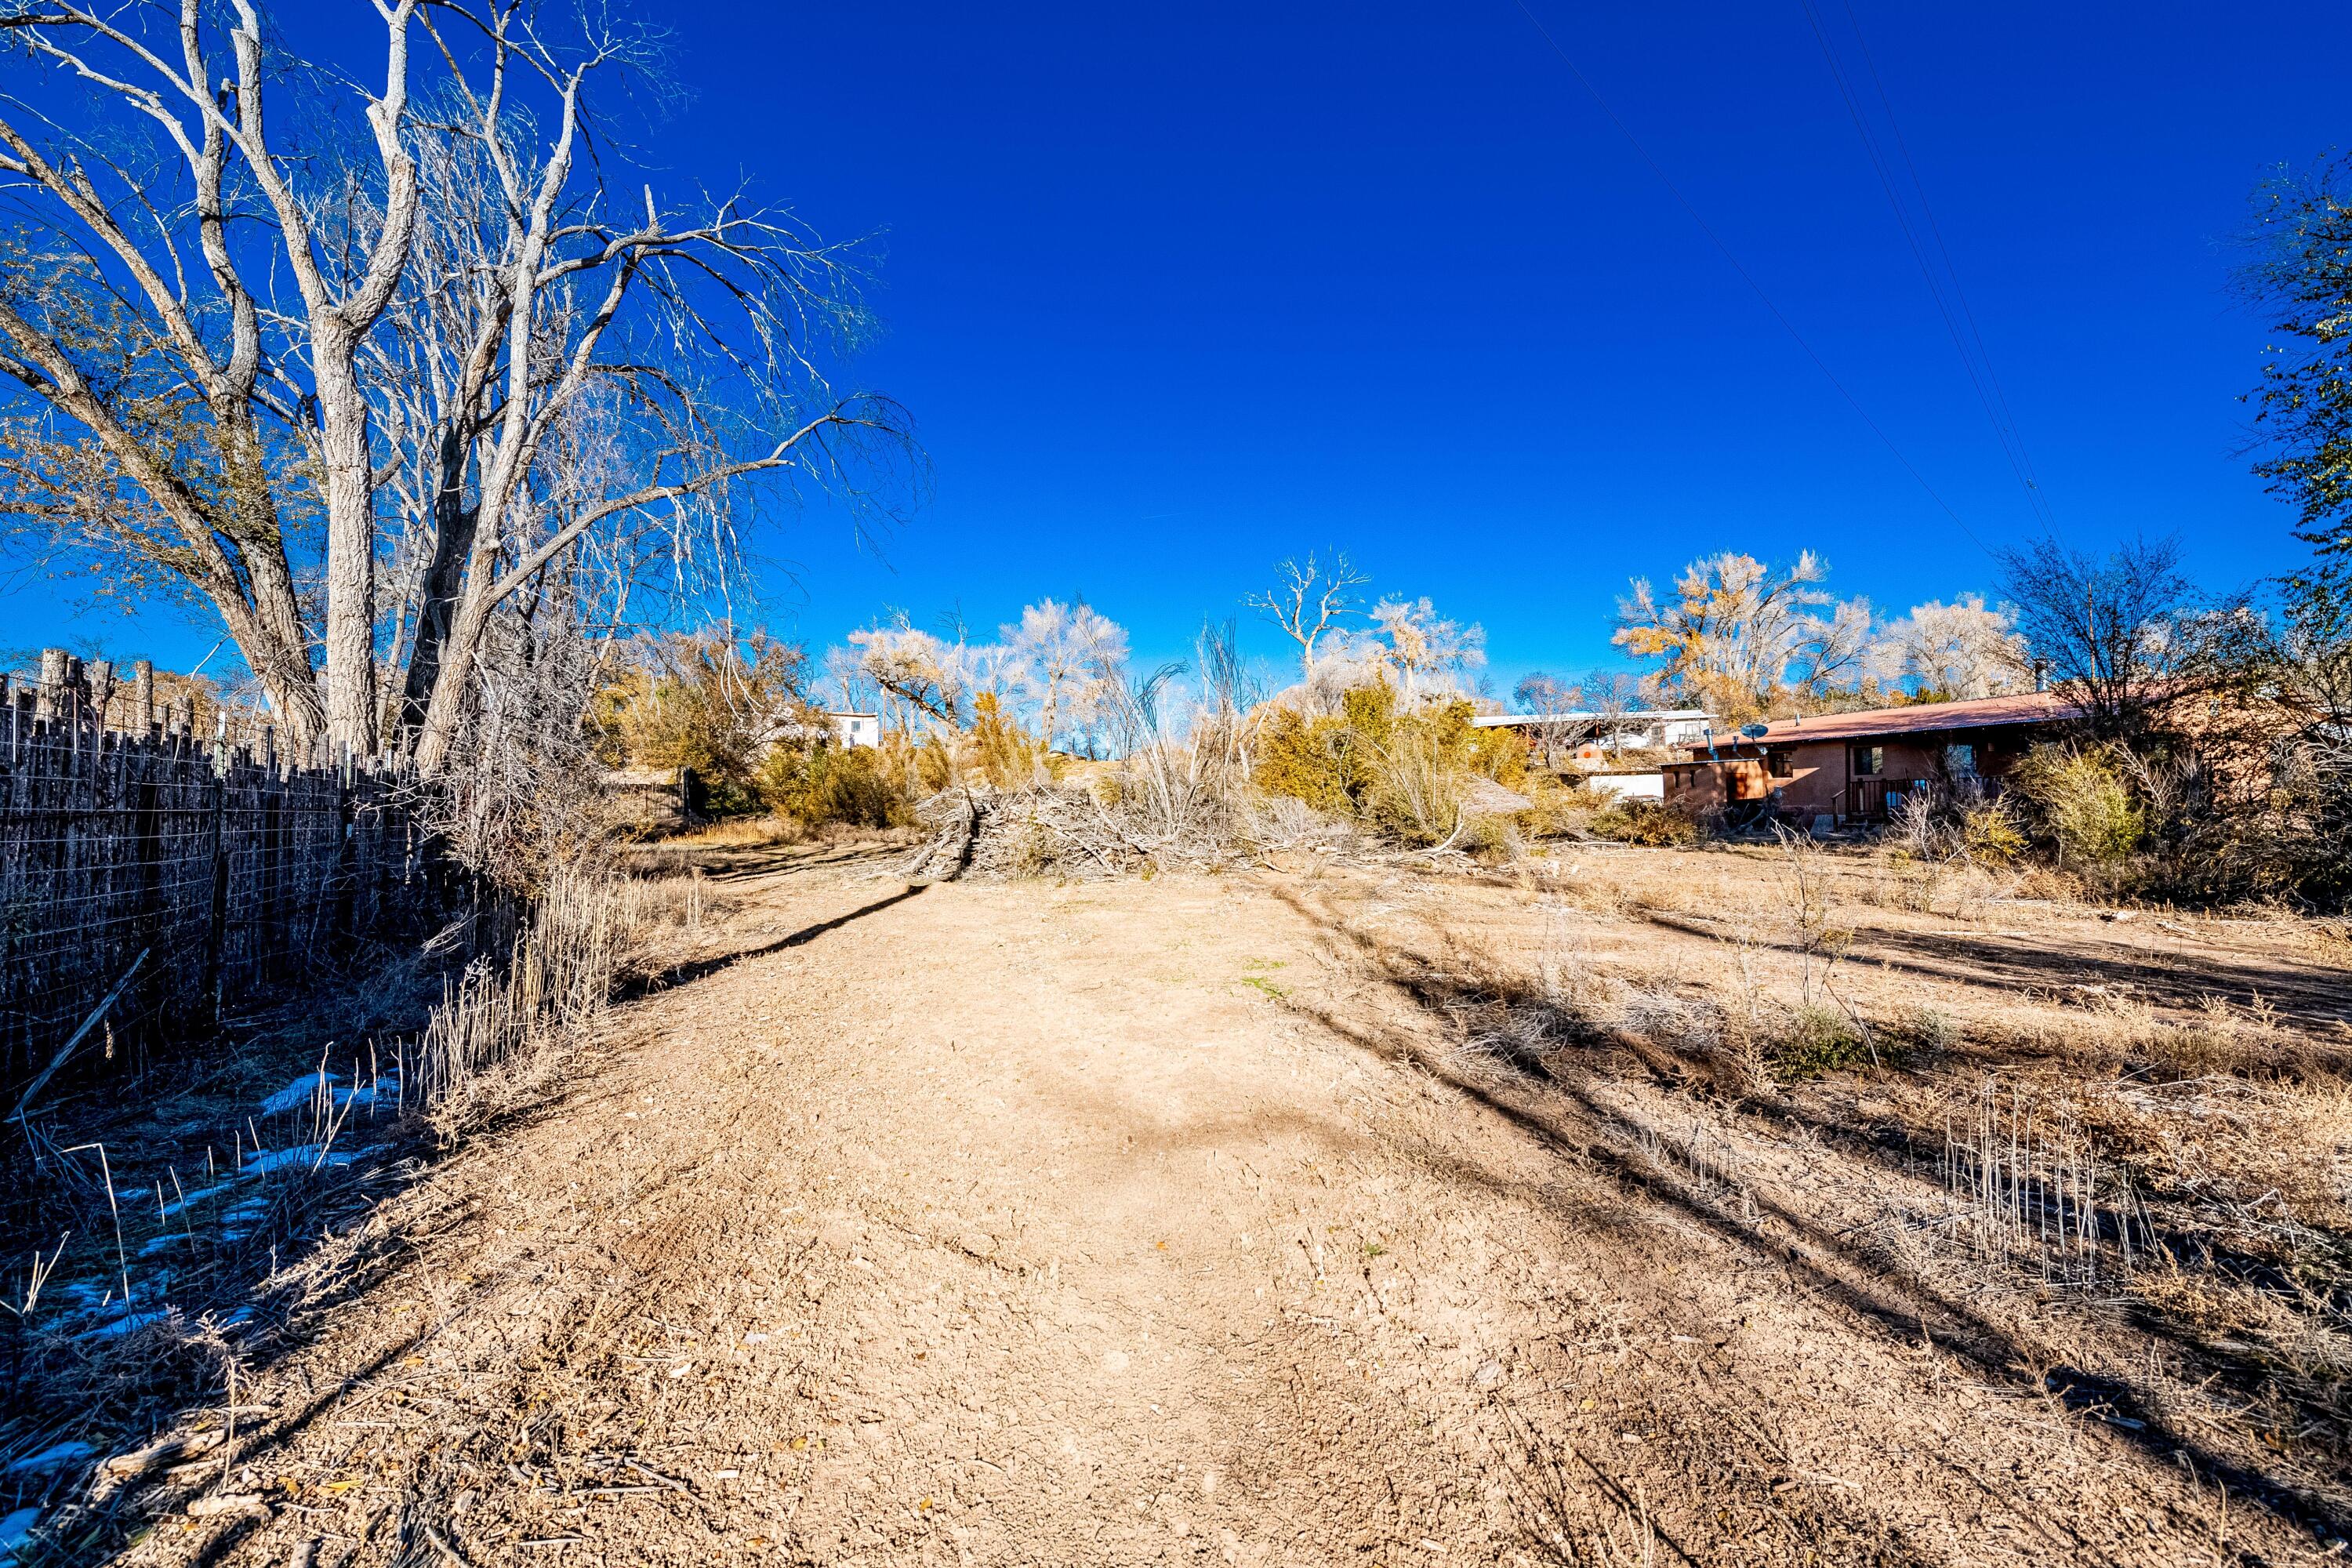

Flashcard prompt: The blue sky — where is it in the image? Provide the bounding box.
[5,1,2345,693]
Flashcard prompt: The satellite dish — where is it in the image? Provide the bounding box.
[1740,724,1769,739]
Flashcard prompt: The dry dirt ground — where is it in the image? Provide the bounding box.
[95,841,2352,1567]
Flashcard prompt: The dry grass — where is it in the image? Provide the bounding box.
[1291,837,2352,1534]
[411,865,652,1135]
[0,854,722,1538]
[664,815,804,849]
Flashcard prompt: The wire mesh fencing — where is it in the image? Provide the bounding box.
[1,651,444,1110]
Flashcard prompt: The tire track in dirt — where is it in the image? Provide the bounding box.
[117,852,2314,1566]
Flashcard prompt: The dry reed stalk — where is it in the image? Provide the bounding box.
[1940,1076,2140,1289]
[412,866,645,1121]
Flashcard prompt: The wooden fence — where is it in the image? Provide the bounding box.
[0,652,440,1107]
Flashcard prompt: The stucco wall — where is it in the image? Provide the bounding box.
[1677,722,2045,821]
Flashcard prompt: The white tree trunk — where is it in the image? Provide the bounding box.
[315,343,379,754]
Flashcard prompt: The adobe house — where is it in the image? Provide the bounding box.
[1663,691,2082,826]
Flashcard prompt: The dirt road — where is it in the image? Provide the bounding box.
[123,846,2318,1566]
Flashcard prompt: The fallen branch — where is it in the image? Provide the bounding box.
[11,946,148,1123]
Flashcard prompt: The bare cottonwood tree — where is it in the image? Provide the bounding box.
[1247,551,1367,671]
[0,2,915,775]
[1006,597,1128,752]
[820,644,883,716]
[0,0,424,750]
[1580,667,1642,756]
[1613,551,1871,721]
[848,618,969,736]
[1998,534,2195,738]
[1868,594,2027,700]
[1787,597,1876,703]
[1369,596,1484,699]
[1511,670,1578,766]
[379,10,913,773]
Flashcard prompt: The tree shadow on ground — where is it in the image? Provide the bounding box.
[1636,906,2352,1029]
[617,884,927,998]
[1268,879,2352,1555]
[4,858,928,1566]
[622,835,913,887]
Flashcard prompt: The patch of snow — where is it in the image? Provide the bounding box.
[238,1145,354,1178]
[260,1073,338,1115]
[0,1506,39,1559]
[4,1442,92,1475]
[260,1072,401,1117]
[72,1309,164,1342]
[158,1181,230,1219]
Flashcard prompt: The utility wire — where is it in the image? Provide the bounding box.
[1835,0,2052,530]
[1508,0,1997,558]
[1796,0,2040,524]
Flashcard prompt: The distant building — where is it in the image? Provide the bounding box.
[829,711,881,749]
[1471,708,1710,752]
[1583,771,1664,804]
[1664,691,2082,825]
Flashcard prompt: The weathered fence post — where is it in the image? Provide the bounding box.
[0,653,448,1104]
[203,756,227,1028]
[89,659,116,739]
[35,648,65,726]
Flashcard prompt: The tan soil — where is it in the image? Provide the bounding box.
[114,844,2336,1566]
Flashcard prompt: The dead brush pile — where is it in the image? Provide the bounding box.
[899,779,1306,880]
[899,622,1298,880]
[895,775,1374,884]
[898,784,1163,880]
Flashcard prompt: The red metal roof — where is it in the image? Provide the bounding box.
[1682,691,2082,752]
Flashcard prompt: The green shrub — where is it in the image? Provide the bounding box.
[1254,683,1531,847]
[1254,686,1391,812]
[1588,798,1700,847]
[1770,1004,1875,1080]
[1957,796,2026,863]
[594,630,810,818]
[2013,744,2143,866]
[1894,1006,1959,1054]
[756,744,913,829]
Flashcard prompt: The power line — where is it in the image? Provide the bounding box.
[1796,0,2041,528]
[1835,0,2053,530]
[1508,0,1998,559]
[1799,0,2051,533]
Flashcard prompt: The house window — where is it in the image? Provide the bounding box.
[1852,745,1882,777]
[1946,742,1976,775]
[1766,747,1793,778]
